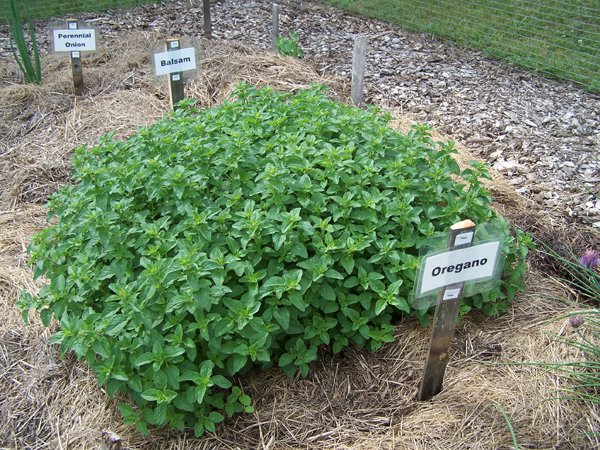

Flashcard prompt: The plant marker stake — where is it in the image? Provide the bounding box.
[272,4,280,51]
[166,39,185,111]
[67,19,84,95]
[351,35,367,106]
[203,0,212,39]
[418,219,476,401]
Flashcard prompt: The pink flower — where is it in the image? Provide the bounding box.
[569,315,585,329]
[579,249,599,269]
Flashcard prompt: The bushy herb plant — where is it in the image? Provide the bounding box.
[20,84,529,435]
[275,31,304,58]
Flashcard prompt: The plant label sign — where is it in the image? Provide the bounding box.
[415,241,502,299]
[52,27,97,52]
[154,47,197,76]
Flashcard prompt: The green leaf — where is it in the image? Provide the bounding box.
[374,298,387,315]
[230,354,248,373]
[289,241,308,258]
[273,308,290,330]
[173,392,196,412]
[369,278,386,292]
[279,353,295,367]
[165,365,180,389]
[195,385,208,404]
[143,387,177,404]
[53,274,65,292]
[118,403,136,417]
[134,352,155,367]
[325,269,344,280]
[141,388,161,402]
[136,420,149,435]
[154,370,168,389]
[106,379,123,397]
[194,422,205,437]
[340,255,355,274]
[208,411,225,423]
[205,419,216,433]
[212,374,232,389]
[128,375,143,393]
[169,413,186,431]
[239,394,252,407]
[289,291,306,312]
[40,308,52,327]
[343,277,359,288]
[368,271,385,281]
[154,403,168,425]
[390,296,411,313]
[319,283,336,302]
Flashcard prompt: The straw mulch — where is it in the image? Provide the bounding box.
[0,32,598,450]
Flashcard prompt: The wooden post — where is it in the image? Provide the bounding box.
[166,39,185,111]
[203,0,212,39]
[67,19,84,95]
[351,35,367,106]
[418,219,476,401]
[101,430,122,450]
[272,4,280,51]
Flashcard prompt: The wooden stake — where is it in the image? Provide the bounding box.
[67,19,84,95]
[203,0,212,39]
[272,4,280,51]
[166,39,185,111]
[351,35,367,106]
[418,219,476,401]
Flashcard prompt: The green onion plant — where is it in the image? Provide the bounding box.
[523,245,599,408]
[540,245,599,301]
[5,0,42,84]
[545,310,600,405]
[494,403,520,450]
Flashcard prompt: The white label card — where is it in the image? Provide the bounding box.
[454,231,474,246]
[154,47,197,76]
[443,288,462,301]
[418,241,501,297]
[53,28,97,52]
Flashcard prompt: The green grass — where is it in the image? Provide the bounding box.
[0,0,163,23]
[319,0,600,93]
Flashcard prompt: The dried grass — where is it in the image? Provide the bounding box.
[0,32,598,450]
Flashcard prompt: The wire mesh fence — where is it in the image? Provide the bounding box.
[0,0,159,22]
[322,0,600,93]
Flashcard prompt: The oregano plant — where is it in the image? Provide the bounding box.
[19,84,530,436]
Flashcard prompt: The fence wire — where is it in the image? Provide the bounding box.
[322,0,600,93]
[2,0,599,92]
[0,1,158,22]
